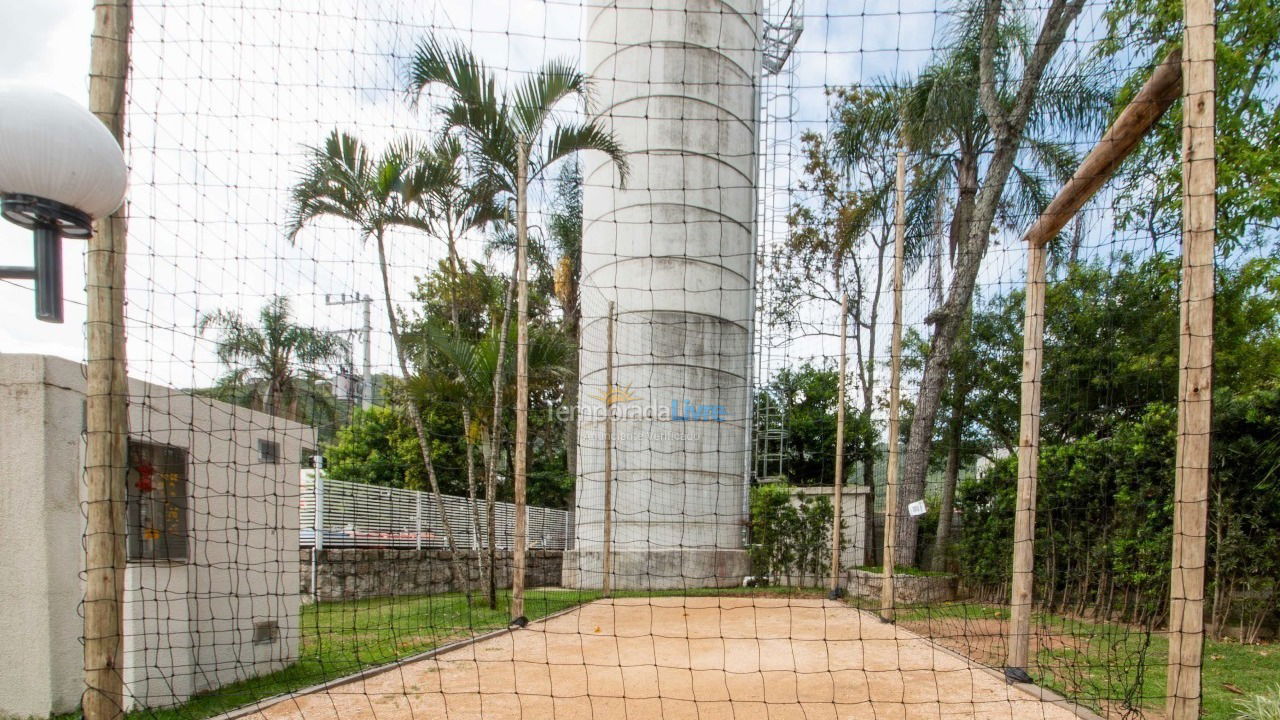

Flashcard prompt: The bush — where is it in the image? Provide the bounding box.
[749,484,839,585]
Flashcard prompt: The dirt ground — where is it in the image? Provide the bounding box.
[249,597,1094,720]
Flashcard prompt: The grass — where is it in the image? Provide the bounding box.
[1235,685,1280,720]
[114,589,601,720]
[895,601,1280,719]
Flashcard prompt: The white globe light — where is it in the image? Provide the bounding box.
[0,85,128,226]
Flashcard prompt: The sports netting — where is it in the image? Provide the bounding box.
[3,0,1272,719]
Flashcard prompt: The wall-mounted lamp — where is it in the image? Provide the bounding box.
[0,86,127,323]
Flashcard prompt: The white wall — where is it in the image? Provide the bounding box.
[788,484,871,572]
[569,0,762,588]
[0,354,310,715]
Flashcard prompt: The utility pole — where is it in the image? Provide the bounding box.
[325,293,374,410]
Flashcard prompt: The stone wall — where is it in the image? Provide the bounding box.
[301,549,563,600]
[846,568,958,604]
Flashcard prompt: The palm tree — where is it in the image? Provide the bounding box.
[198,295,349,424]
[286,130,472,594]
[404,134,504,589]
[407,34,629,620]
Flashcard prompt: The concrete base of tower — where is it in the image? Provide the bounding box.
[560,548,751,590]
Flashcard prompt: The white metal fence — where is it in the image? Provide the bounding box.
[300,471,573,550]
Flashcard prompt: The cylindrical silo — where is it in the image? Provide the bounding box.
[563,0,760,589]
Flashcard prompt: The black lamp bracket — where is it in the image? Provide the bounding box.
[0,194,90,323]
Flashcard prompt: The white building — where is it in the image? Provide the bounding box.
[0,353,311,715]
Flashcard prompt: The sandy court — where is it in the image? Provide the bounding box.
[250,597,1088,720]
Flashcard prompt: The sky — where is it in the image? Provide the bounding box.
[0,0,1116,401]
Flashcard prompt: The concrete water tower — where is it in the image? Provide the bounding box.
[564,0,763,589]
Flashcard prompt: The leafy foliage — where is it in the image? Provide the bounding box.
[198,295,349,432]
[749,484,838,585]
[953,256,1280,636]
[755,362,876,485]
[1101,0,1280,254]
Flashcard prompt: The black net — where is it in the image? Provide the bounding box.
[0,1,1275,719]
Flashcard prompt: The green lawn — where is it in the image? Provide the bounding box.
[119,589,600,720]
[896,602,1280,719]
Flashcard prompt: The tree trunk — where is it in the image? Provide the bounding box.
[446,235,485,594]
[893,0,1085,567]
[861,233,888,557]
[373,229,469,598]
[485,273,517,609]
[511,146,531,621]
[564,302,580,482]
[893,150,980,566]
[931,387,964,571]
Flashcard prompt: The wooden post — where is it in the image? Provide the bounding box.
[84,3,131,719]
[1006,239,1046,674]
[1168,1,1214,716]
[601,303,616,597]
[511,144,530,623]
[1000,45,1184,675]
[880,149,906,622]
[830,294,848,595]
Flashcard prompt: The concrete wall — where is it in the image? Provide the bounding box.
[568,0,762,589]
[790,484,871,572]
[0,354,311,715]
[301,549,563,601]
[846,569,958,605]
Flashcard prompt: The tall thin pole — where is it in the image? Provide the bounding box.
[361,294,373,409]
[85,2,131,718]
[312,457,325,601]
[601,302,616,597]
[511,144,530,623]
[830,293,848,595]
[880,149,906,622]
[325,293,374,410]
[1006,239,1047,674]
[1168,0,1215,716]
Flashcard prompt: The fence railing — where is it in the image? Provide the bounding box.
[300,471,573,550]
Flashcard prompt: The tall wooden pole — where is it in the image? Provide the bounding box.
[85,2,131,718]
[1001,47,1183,675]
[1006,239,1046,674]
[830,293,849,595]
[1168,1,1215,716]
[880,149,906,622]
[601,303,616,597]
[511,145,530,623]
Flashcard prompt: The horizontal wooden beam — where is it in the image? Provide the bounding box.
[1024,47,1183,248]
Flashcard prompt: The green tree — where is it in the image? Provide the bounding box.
[888,0,1098,565]
[1100,0,1280,254]
[951,254,1280,641]
[408,34,629,618]
[323,405,424,488]
[198,295,348,429]
[756,362,875,486]
[287,130,470,593]
[775,90,900,532]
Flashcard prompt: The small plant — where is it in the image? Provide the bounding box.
[748,484,841,585]
[1236,685,1280,720]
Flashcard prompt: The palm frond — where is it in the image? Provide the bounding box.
[510,57,590,138]
[538,120,629,187]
